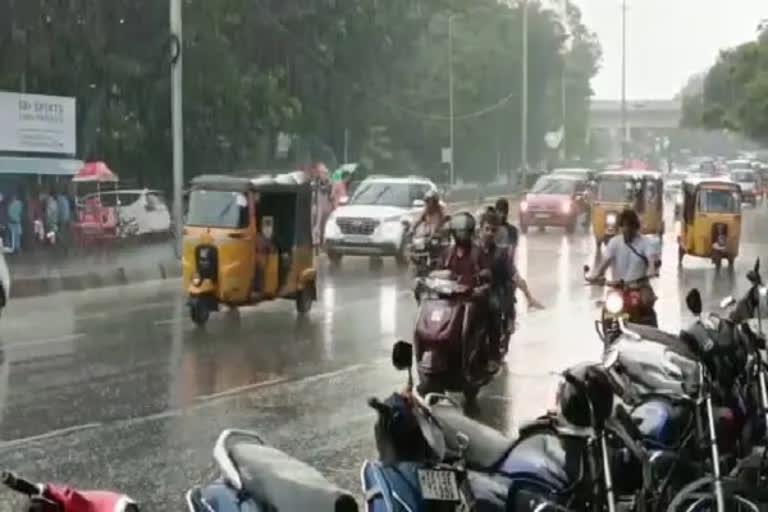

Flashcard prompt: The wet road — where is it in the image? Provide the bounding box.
[1,203,768,508]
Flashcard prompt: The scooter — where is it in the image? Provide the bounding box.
[412,272,499,402]
[1,471,138,512]
[185,429,357,512]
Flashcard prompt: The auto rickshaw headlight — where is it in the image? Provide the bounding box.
[193,275,202,286]
[676,192,683,204]
[606,213,617,226]
[561,201,572,214]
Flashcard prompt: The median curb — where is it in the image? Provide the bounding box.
[11,193,520,299]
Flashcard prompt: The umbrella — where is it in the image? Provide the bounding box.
[331,163,359,182]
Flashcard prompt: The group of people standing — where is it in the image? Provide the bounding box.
[0,186,74,254]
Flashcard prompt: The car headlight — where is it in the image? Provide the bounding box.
[561,201,572,214]
[520,201,528,212]
[606,213,617,226]
[324,217,340,237]
[380,219,403,238]
[605,291,624,314]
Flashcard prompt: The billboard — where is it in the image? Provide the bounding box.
[0,91,76,155]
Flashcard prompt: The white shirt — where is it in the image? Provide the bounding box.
[605,234,654,282]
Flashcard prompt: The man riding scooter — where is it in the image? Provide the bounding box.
[586,208,659,327]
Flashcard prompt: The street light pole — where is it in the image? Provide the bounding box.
[620,0,628,164]
[521,0,529,187]
[448,14,455,185]
[170,0,184,251]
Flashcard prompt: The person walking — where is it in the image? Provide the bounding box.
[7,193,23,254]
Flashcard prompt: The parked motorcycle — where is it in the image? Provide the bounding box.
[369,341,650,511]
[411,273,499,401]
[185,429,357,512]
[1,471,138,512]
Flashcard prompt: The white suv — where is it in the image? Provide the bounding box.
[324,175,438,266]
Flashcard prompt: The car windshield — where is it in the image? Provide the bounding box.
[731,171,755,183]
[350,182,429,208]
[597,178,633,202]
[698,189,741,213]
[728,162,752,170]
[186,189,249,228]
[530,177,575,195]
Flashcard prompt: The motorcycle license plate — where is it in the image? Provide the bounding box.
[344,235,370,244]
[417,469,460,501]
[535,213,550,219]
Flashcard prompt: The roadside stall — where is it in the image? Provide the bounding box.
[72,161,119,246]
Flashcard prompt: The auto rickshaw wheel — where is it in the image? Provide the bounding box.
[728,256,735,268]
[296,286,313,314]
[189,299,210,326]
[565,221,576,234]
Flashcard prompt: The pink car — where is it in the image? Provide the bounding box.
[519,175,588,234]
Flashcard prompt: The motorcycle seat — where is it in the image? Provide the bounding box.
[225,436,356,511]
[496,432,576,491]
[625,323,698,360]
[429,402,515,470]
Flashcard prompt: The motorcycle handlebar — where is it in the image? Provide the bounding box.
[367,397,391,416]
[2,472,39,496]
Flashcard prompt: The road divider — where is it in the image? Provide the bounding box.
[11,192,520,298]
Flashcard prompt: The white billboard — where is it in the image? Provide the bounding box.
[0,91,76,155]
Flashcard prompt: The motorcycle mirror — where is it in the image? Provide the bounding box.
[720,296,736,309]
[392,341,413,371]
[583,264,590,274]
[686,289,703,316]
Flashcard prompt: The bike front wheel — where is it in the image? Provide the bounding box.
[665,477,760,512]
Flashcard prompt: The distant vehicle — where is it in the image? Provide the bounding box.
[664,171,688,198]
[729,168,759,205]
[323,175,438,267]
[519,174,588,234]
[726,159,754,171]
[82,189,172,236]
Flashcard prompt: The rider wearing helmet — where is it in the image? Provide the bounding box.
[413,189,447,235]
[441,212,481,286]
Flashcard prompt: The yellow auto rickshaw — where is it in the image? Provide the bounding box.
[591,170,664,248]
[678,177,741,269]
[182,172,317,326]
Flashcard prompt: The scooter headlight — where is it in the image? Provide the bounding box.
[605,292,624,314]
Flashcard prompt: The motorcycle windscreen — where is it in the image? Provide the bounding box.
[186,483,263,512]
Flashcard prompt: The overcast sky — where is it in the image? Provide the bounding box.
[573,0,768,100]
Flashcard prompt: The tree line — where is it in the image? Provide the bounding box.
[681,25,768,144]
[0,0,601,189]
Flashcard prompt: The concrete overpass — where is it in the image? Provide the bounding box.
[590,99,682,130]
[589,99,682,158]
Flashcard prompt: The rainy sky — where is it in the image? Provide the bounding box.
[574,0,768,100]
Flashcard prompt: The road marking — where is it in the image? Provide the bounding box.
[0,422,102,452]
[3,333,86,351]
[0,357,392,448]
